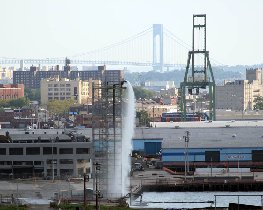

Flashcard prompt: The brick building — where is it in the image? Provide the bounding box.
[0,84,24,100]
[13,64,124,89]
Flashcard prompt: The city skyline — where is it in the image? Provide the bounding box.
[0,0,263,66]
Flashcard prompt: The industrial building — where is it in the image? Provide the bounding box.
[0,130,91,179]
[1,120,263,179]
[135,121,263,172]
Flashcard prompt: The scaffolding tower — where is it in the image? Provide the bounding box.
[180,14,216,121]
[92,80,125,199]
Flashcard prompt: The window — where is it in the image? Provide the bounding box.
[60,159,73,164]
[0,148,6,155]
[26,147,40,155]
[34,161,42,165]
[9,148,23,155]
[47,159,57,164]
[205,151,220,162]
[43,147,57,155]
[76,148,90,154]
[59,148,73,154]
[252,150,263,162]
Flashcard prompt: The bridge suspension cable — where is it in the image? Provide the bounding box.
[71,26,152,59]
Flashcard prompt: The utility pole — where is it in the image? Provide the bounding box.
[183,131,190,180]
[51,138,54,182]
[152,106,155,126]
[94,162,101,210]
[83,173,89,208]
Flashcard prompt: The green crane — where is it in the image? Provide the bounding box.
[180,14,216,121]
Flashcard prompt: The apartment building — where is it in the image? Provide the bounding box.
[215,68,263,110]
[14,65,124,89]
[40,77,95,105]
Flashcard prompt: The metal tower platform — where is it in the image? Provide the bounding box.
[92,80,126,199]
[180,14,216,121]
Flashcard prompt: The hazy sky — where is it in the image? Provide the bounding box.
[0,0,263,66]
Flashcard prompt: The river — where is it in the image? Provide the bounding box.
[132,191,263,209]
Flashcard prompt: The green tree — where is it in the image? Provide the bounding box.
[133,86,156,100]
[47,99,76,115]
[254,96,263,110]
[136,110,150,126]
[9,97,30,107]
[25,88,40,101]
[0,97,29,108]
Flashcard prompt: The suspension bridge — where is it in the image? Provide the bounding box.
[0,24,215,71]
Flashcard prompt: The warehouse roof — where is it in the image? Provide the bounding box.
[151,120,263,128]
[134,124,263,149]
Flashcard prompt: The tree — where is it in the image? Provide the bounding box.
[136,110,150,127]
[0,97,29,108]
[133,86,156,100]
[25,88,40,101]
[47,99,76,115]
[254,96,263,110]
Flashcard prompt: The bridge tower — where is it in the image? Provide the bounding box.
[152,24,164,71]
[180,14,216,120]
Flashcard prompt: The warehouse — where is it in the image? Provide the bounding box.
[132,138,162,157]
[135,121,263,172]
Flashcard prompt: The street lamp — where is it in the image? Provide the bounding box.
[183,131,190,181]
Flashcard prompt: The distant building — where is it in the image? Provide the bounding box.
[14,64,124,89]
[0,84,24,100]
[40,77,98,105]
[136,100,177,122]
[144,81,175,91]
[215,68,263,110]
[0,66,14,81]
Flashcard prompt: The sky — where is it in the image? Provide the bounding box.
[0,0,263,66]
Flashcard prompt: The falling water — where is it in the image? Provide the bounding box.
[107,81,135,198]
[121,81,135,196]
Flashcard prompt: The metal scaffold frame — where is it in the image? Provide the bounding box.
[180,14,216,121]
[92,80,124,199]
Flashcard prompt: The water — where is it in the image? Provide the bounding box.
[110,81,135,197]
[133,192,263,209]
[121,81,135,196]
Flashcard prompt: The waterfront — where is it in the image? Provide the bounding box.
[133,191,263,209]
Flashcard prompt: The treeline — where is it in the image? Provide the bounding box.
[0,97,30,109]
